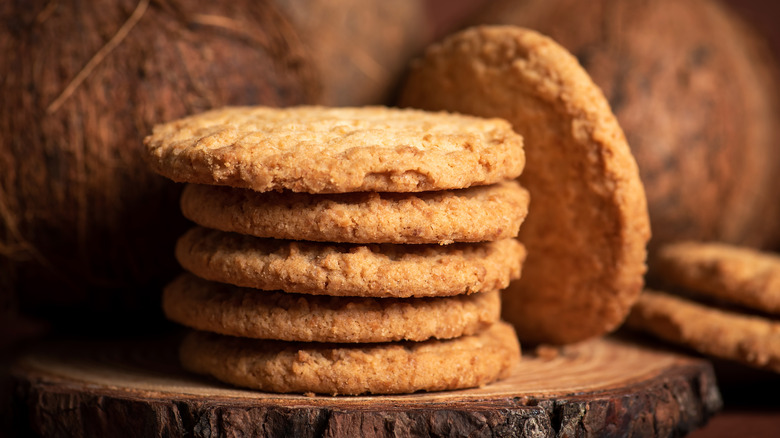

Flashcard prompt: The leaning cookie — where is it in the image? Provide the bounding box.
[625,290,780,373]
[175,227,526,298]
[144,106,525,193]
[180,181,529,245]
[400,26,650,344]
[163,274,500,343]
[654,241,780,315]
[179,321,520,395]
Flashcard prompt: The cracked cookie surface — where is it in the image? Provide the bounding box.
[145,105,524,193]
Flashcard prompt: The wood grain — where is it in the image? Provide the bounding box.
[10,334,721,437]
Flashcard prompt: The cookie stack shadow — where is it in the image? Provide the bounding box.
[146,106,530,395]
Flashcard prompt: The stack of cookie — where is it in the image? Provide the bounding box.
[144,106,530,395]
[627,241,780,373]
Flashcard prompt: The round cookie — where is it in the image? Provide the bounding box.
[144,106,525,193]
[179,321,520,395]
[175,227,526,298]
[399,26,651,344]
[655,241,780,315]
[163,274,500,343]
[626,290,780,373]
[180,181,530,245]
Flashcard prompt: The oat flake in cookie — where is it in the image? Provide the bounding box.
[144,106,525,193]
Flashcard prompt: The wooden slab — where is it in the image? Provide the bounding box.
[10,333,721,437]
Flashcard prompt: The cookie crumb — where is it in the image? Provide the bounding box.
[534,344,560,360]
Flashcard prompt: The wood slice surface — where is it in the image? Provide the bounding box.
[10,334,721,437]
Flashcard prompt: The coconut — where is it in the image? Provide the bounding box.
[474,0,780,254]
[0,0,425,332]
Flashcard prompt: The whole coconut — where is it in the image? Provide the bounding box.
[0,0,425,333]
[474,0,780,253]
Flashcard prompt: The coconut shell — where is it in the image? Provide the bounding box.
[278,0,425,105]
[474,0,780,253]
[0,0,425,333]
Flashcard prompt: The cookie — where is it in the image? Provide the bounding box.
[175,227,526,298]
[625,290,780,373]
[655,241,780,315]
[399,26,651,344]
[179,321,520,395]
[180,181,530,245]
[163,274,500,343]
[144,106,525,193]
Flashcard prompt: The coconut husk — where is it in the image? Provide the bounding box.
[0,0,425,332]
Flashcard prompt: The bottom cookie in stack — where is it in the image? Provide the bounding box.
[626,241,780,373]
[178,321,519,396]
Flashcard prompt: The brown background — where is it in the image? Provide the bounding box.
[670,0,780,418]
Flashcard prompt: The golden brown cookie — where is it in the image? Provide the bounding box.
[180,181,530,245]
[163,274,500,343]
[175,227,526,298]
[179,321,520,395]
[655,241,780,315]
[399,26,651,344]
[625,290,780,373]
[144,106,525,193]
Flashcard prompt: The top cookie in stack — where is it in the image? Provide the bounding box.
[144,106,529,395]
[145,106,525,194]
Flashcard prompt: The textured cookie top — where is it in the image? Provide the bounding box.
[144,106,525,193]
[655,241,780,315]
[400,26,651,344]
[179,321,520,395]
[176,227,525,297]
[626,290,780,373]
[180,181,529,244]
[163,274,500,343]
